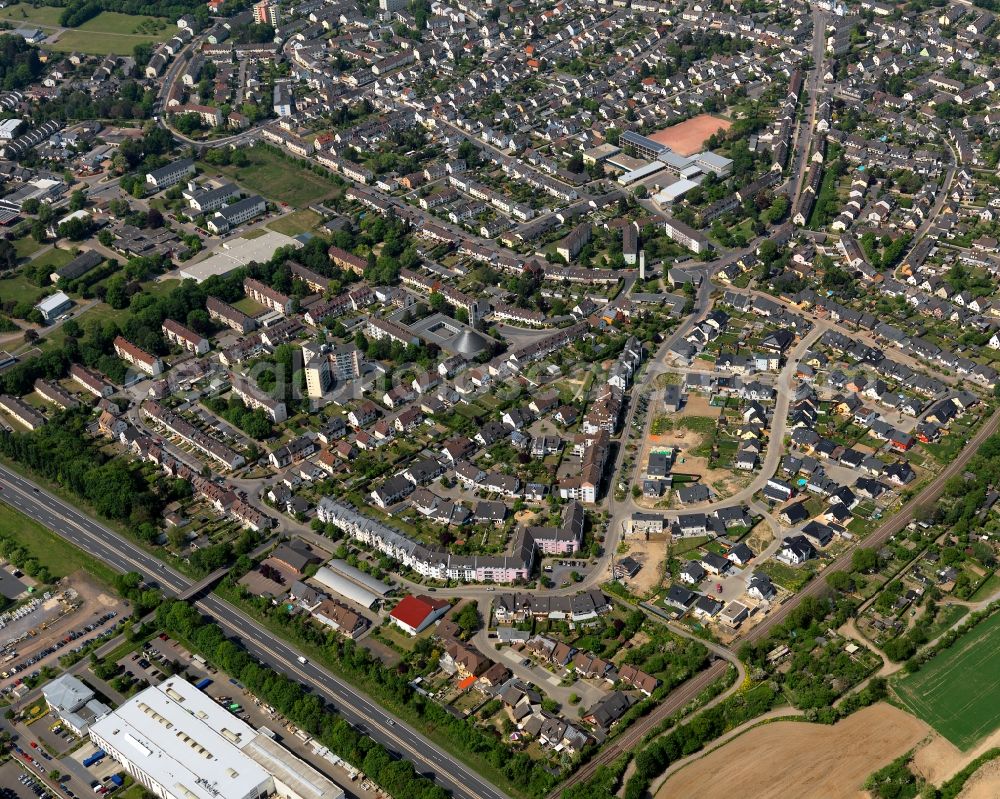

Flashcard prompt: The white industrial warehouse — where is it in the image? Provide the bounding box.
[312,561,391,609]
[88,677,344,799]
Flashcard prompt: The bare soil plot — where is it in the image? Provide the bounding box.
[957,759,1000,799]
[655,704,928,799]
[647,114,733,156]
[618,537,668,597]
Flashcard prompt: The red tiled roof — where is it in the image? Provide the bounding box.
[389,594,447,630]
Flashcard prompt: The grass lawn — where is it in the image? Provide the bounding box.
[202,147,337,207]
[48,29,164,54]
[0,3,64,26]
[233,296,266,316]
[32,247,74,272]
[0,500,116,585]
[924,432,970,465]
[756,560,814,591]
[14,236,41,260]
[37,301,126,351]
[680,416,717,434]
[971,571,1000,602]
[77,10,169,35]
[893,611,1000,749]
[144,278,180,298]
[0,271,46,304]
[267,209,321,237]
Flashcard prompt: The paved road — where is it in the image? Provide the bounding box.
[0,462,511,799]
[742,406,1000,645]
[552,659,728,797]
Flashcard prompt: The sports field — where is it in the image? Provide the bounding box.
[893,611,1000,750]
[648,114,732,156]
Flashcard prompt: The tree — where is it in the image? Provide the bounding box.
[845,542,878,575]
[0,239,16,271]
[825,571,853,592]
[146,208,164,229]
[68,189,87,212]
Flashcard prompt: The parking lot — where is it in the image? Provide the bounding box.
[1,609,123,697]
[1,759,49,799]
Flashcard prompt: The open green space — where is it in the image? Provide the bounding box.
[48,28,164,55]
[971,572,1000,601]
[0,270,46,304]
[202,148,337,207]
[267,209,321,237]
[756,559,815,591]
[0,6,170,54]
[13,236,41,260]
[77,10,169,35]
[0,3,64,26]
[894,611,1000,749]
[33,247,73,271]
[233,296,266,316]
[0,500,116,584]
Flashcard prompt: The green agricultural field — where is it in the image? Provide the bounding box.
[202,148,338,207]
[894,611,1000,749]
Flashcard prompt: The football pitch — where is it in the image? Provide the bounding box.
[893,610,1000,750]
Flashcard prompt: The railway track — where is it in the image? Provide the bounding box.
[552,660,727,797]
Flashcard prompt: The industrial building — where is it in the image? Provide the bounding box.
[89,677,344,799]
[312,561,391,609]
[43,674,110,735]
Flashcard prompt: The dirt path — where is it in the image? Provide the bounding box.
[654,704,929,799]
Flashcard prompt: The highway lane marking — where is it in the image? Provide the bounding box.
[0,468,188,594]
[202,600,503,799]
[0,467,496,797]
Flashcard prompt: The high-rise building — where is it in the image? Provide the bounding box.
[253,0,279,27]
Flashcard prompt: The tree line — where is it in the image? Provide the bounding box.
[156,599,452,799]
[215,578,557,797]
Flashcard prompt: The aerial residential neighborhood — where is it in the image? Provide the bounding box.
[0,0,998,798]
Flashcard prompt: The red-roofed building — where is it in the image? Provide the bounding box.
[388,594,450,635]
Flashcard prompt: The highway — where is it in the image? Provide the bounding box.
[0,462,510,799]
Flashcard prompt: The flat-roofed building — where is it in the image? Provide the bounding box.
[89,676,344,799]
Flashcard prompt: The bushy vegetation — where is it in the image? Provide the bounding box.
[864,755,921,799]
[0,409,165,524]
[739,596,876,709]
[621,683,778,799]
[0,33,43,90]
[157,599,464,799]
